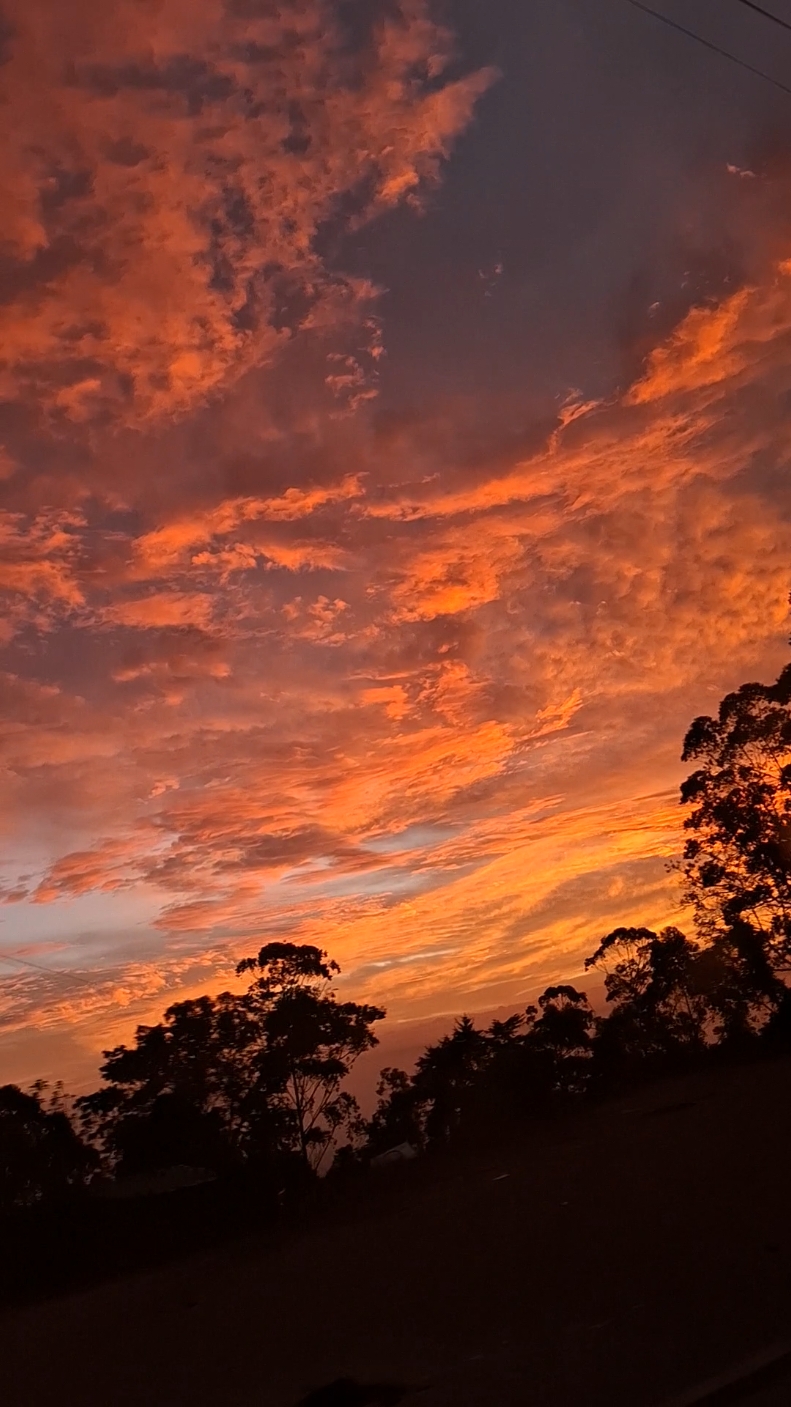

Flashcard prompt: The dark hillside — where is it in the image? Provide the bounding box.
[4,1055,791,1407]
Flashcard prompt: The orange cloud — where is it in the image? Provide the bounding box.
[0,0,495,426]
[387,521,527,621]
[32,838,148,903]
[0,511,86,637]
[9,42,791,1085]
[132,477,364,575]
[107,592,216,631]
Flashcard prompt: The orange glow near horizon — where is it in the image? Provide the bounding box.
[3,0,791,1089]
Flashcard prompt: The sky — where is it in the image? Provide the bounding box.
[4,0,791,1091]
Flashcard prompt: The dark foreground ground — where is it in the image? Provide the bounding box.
[4,1057,791,1407]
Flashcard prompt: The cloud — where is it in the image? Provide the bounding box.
[106,592,216,631]
[7,13,791,1077]
[0,509,86,637]
[32,837,150,903]
[387,520,527,621]
[132,476,364,574]
[8,263,788,968]
[0,0,495,426]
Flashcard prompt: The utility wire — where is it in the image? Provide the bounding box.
[626,0,791,97]
[735,0,791,36]
[0,952,95,989]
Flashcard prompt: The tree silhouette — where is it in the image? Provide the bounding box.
[79,943,384,1178]
[475,1011,537,1122]
[1,1083,96,1212]
[681,663,791,972]
[235,942,385,1171]
[77,991,266,1175]
[411,1015,491,1144]
[585,926,706,1073]
[525,985,595,1097]
[366,1066,425,1156]
[687,920,786,1045]
[367,993,600,1153]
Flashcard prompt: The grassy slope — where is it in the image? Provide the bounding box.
[3,1055,791,1407]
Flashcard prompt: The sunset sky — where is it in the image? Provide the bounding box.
[5,0,791,1091]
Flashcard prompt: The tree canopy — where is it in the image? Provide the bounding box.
[235,942,385,1169]
[681,663,791,968]
[0,1083,96,1213]
[77,941,384,1181]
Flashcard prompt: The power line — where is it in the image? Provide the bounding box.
[735,0,791,36]
[626,0,791,97]
[0,952,95,990]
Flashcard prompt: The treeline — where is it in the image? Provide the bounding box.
[5,656,791,1215]
[2,943,385,1214]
